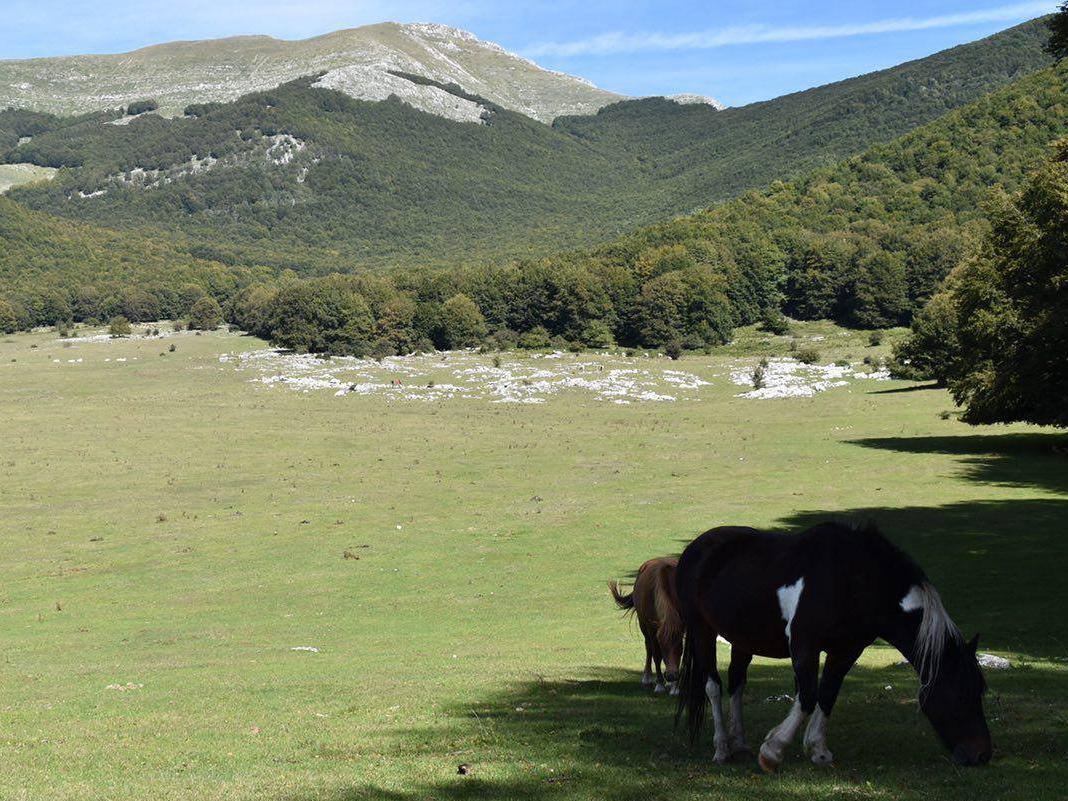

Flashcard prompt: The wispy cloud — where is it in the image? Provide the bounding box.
[523,1,1056,57]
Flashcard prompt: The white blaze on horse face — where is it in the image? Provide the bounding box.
[777,578,805,644]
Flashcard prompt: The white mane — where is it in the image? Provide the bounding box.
[900,583,961,692]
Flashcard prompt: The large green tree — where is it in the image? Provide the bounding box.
[1048,2,1068,61]
[949,139,1068,426]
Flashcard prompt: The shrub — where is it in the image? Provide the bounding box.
[751,364,767,390]
[663,340,683,360]
[517,326,551,350]
[761,307,791,335]
[188,296,223,330]
[795,347,820,364]
[109,316,132,337]
[0,299,20,334]
[126,99,159,116]
[438,293,488,349]
[868,330,884,347]
[581,319,615,349]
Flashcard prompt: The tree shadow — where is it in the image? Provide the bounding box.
[285,663,1068,801]
[776,499,1068,660]
[866,382,942,395]
[846,432,1068,494]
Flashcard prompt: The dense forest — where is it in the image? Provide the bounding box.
[1,18,1051,273]
[224,61,1068,357]
[0,196,261,331]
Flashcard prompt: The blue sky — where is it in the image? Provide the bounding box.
[1,1,1057,105]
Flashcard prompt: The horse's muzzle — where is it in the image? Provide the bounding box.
[952,741,992,766]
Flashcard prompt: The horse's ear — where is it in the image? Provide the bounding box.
[967,633,980,654]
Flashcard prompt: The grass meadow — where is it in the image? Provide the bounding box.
[1,323,1065,800]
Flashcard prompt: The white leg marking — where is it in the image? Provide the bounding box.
[705,679,731,763]
[760,699,808,770]
[729,687,749,754]
[776,578,805,645]
[803,707,834,765]
[653,681,666,694]
[669,681,680,696]
[641,669,653,687]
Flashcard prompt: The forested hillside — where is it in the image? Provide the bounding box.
[0,196,257,330]
[218,61,1068,356]
[554,16,1053,210]
[2,19,1052,272]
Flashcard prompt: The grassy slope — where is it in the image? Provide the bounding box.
[3,19,1052,271]
[1,323,1065,800]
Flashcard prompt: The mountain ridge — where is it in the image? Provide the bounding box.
[0,22,626,123]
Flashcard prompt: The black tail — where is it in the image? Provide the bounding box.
[674,550,711,744]
[608,580,634,611]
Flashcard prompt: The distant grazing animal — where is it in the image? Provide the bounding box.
[609,557,683,695]
[674,522,991,771]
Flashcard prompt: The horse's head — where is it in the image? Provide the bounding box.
[920,634,991,766]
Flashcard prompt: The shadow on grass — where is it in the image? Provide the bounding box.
[847,432,1068,494]
[866,382,942,395]
[290,662,1068,801]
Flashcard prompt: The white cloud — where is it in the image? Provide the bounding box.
[523,2,1057,57]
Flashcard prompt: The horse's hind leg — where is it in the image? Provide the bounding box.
[652,639,667,694]
[703,637,732,763]
[759,641,819,772]
[727,649,753,757]
[641,638,654,687]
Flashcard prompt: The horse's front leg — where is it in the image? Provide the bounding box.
[727,649,753,757]
[759,644,818,772]
[803,646,865,766]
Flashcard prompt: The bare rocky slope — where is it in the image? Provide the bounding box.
[0,22,628,123]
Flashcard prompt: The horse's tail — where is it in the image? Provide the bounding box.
[608,580,634,611]
[654,563,683,652]
[675,552,711,744]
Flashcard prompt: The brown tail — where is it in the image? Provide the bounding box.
[608,580,635,610]
[654,564,683,649]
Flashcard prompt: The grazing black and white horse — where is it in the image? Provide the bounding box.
[675,522,991,771]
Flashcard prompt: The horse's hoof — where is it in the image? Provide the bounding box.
[713,750,731,765]
[653,683,666,694]
[669,684,680,696]
[759,744,782,773]
[730,743,753,759]
[810,750,834,767]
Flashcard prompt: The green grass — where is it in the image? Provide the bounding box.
[1,322,1065,800]
[0,163,57,193]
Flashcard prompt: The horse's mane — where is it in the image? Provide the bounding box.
[904,582,963,694]
[842,521,962,692]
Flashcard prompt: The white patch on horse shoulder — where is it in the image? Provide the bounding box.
[777,578,805,643]
[900,585,925,613]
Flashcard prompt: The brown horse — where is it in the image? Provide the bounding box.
[610,557,683,694]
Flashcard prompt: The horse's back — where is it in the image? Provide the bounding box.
[633,556,679,628]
